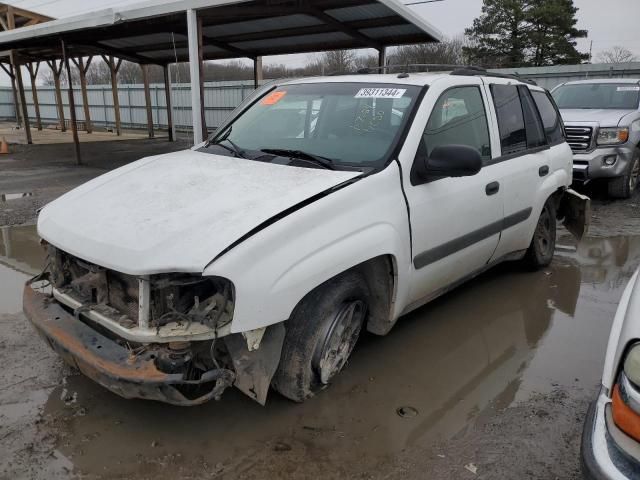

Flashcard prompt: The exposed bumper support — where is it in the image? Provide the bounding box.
[23,284,235,406]
[560,188,591,242]
[51,287,230,344]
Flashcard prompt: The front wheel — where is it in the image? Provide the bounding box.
[523,200,557,270]
[272,271,369,402]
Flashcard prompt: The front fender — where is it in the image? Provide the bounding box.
[203,164,411,334]
[602,269,640,392]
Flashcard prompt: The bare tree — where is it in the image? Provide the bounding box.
[597,46,638,64]
[389,37,471,68]
[38,62,80,86]
[308,50,357,75]
[85,61,111,85]
[117,61,144,84]
[354,53,378,71]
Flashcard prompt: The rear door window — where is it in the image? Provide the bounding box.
[532,91,565,144]
[490,84,527,156]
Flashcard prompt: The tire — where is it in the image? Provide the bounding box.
[272,271,370,402]
[607,152,640,199]
[524,199,557,270]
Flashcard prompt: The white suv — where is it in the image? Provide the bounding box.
[24,69,589,406]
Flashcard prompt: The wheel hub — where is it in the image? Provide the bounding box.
[314,300,366,385]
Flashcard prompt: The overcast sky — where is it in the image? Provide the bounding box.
[3,0,640,80]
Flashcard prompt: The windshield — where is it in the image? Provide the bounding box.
[202,82,421,169]
[552,83,640,110]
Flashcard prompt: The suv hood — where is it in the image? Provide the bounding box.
[38,150,360,275]
[560,108,635,126]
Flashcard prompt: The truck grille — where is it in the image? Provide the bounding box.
[565,126,593,152]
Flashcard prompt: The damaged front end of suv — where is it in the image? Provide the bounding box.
[24,244,285,406]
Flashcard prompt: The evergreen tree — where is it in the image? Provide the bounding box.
[464,0,587,68]
[464,0,529,68]
[527,0,588,66]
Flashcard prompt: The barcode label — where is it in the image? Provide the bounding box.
[355,88,407,99]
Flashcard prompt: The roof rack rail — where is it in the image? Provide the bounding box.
[451,68,538,86]
[357,64,473,75]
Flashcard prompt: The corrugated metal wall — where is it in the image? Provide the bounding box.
[2,63,639,129]
[0,79,264,130]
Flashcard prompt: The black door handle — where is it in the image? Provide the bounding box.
[486,181,500,196]
[539,165,550,177]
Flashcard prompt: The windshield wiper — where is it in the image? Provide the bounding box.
[261,148,335,170]
[205,126,247,158]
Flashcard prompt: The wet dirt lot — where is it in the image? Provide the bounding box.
[1,151,639,479]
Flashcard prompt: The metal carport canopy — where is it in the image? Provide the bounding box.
[0,0,442,146]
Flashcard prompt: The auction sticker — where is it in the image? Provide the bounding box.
[355,88,406,99]
[261,91,287,105]
[617,86,640,92]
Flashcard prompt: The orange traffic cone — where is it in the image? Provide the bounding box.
[0,137,9,155]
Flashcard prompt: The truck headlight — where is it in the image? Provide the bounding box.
[612,343,640,441]
[597,127,629,146]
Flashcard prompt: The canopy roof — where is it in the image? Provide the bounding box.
[0,0,442,65]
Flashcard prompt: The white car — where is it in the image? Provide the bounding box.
[24,69,589,406]
[582,268,640,479]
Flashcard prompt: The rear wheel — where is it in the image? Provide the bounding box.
[272,271,369,402]
[524,199,556,270]
[607,152,640,199]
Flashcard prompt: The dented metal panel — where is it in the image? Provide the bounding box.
[225,324,286,405]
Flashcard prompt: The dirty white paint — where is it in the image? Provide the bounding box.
[38,150,359,275]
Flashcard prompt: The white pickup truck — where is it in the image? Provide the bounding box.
[24,69,589,406]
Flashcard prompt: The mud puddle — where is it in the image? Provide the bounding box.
[2,226,640,479]
[0,224,44,314]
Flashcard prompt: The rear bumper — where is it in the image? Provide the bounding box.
[581,389,639,480]
[23,284,234,406]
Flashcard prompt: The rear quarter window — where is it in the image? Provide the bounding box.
[532,91,565,144]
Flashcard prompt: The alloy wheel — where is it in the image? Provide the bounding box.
[314,300,366,385]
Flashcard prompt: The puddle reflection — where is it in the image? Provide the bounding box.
[563,236,640,288]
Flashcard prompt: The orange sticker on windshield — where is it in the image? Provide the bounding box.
[261,91,287,105]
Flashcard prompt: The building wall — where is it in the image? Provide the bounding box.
[491,62,640,91]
